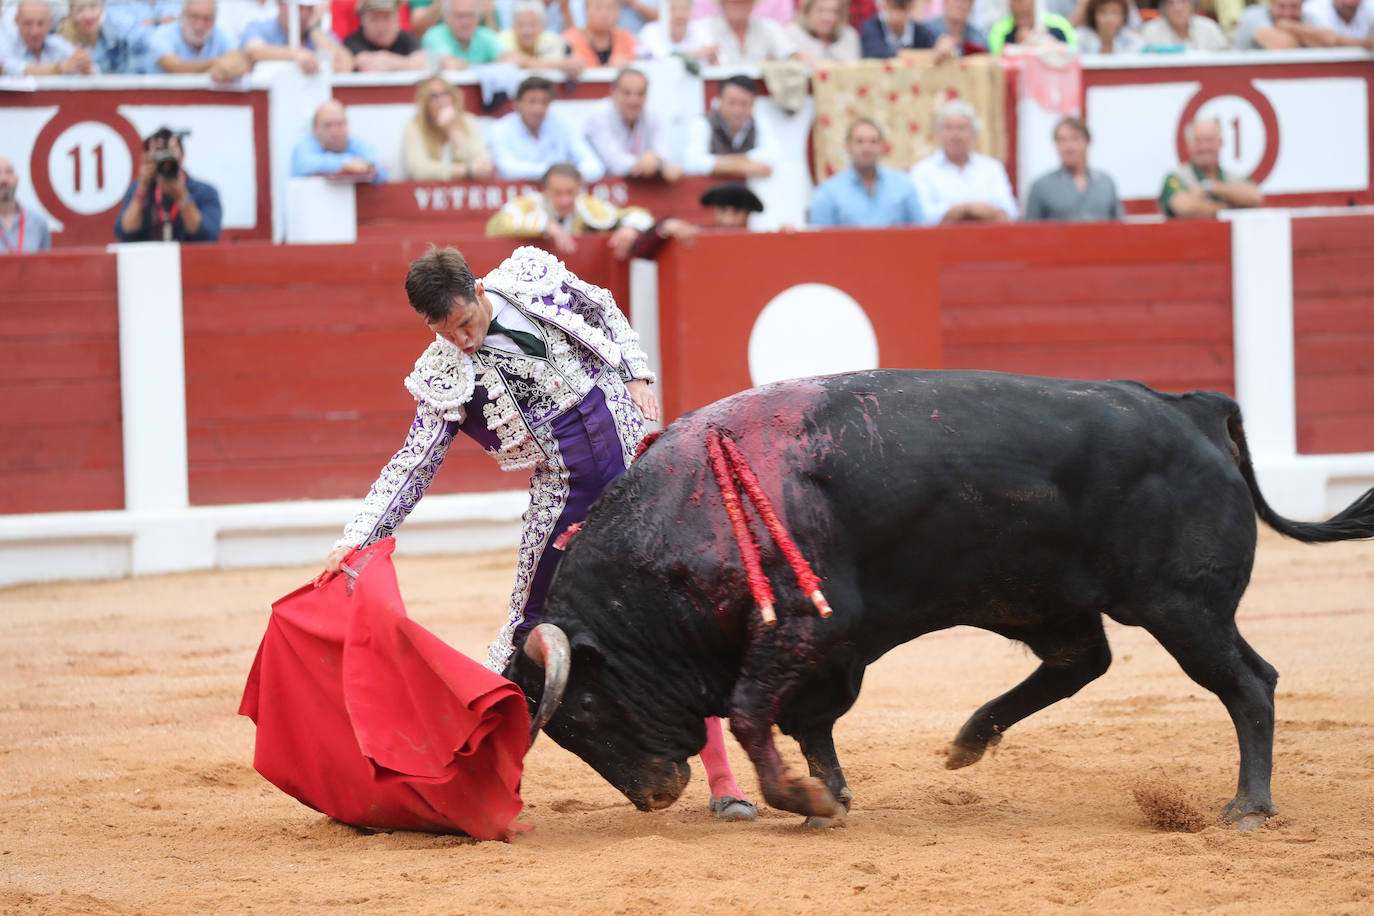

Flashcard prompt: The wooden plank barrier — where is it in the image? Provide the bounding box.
[355,176,721,241]
[179,238,628,506]
[0,248,124,513]
[1292,214,1374,455]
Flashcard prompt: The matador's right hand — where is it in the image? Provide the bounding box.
[313,544,356,588]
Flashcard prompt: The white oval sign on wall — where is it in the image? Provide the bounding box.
[747,283,880,387]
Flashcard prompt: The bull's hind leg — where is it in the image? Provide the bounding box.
[947,615,1111,769]
[1142,609,1278,829]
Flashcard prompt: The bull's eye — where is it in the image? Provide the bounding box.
[580,694,596,714]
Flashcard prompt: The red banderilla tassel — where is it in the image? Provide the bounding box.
[718,436,832,618]
[706,429,776,625]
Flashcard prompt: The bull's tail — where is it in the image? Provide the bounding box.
[1226,410,1374,543]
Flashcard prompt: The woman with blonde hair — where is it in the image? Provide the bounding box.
[784,0,860,60]
[399,76,495,181]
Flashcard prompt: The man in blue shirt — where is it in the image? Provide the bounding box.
[2,0,92,74]
[241,0,353,72]
[115,127,223,243]
[291,100,388,183]
[489,76,606,183]
[57,0,151,74]
[146,0,249,78]
[809,119,923,228]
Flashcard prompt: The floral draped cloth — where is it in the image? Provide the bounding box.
[810,56,1009,183]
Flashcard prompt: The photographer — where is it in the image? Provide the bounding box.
[114,128,223,243]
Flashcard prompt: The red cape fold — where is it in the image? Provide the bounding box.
[238,538,529,840]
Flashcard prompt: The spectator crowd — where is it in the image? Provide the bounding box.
[0,0,1369,252]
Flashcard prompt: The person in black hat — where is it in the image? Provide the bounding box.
[700,182,764,228]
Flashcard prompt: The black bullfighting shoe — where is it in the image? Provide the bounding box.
[708,796,758,821]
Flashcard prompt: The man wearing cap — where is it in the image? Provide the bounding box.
[490,76,606,183]
[809,118,923,228]
[0,157,52,254]
[682,75,780,180]
[344,0,428,69]
[485,162,655,259]
[624,182,760,260]
[146,0,250,78]
[241,0,353,71]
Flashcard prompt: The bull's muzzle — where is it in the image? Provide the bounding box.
[523,623,570,748]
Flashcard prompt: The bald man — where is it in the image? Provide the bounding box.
[0,157,53,254]
[290,99,388,183]
[2,0,93,74]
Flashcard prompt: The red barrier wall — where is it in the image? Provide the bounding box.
[0,249,124,513]
[656,221,1234,422]
[1292,214,1374,455]
[939,220,1235,395]
[180,239,629,506]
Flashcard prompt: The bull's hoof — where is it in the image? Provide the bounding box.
[945,733,999,770]
[802,813,847,829]
[1220,796,1276,831]
[764,776,842,819]
[708,796,758,822]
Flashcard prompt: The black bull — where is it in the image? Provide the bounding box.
[508,370,1374,827]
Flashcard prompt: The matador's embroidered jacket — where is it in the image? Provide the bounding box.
[337,246,655,670]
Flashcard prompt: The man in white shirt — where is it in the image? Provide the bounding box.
[489,75,607,183]
[1232,0,1351,47]
[682,74,780,178]
[702,0,797,63]
[636,0,716,59]
[909,98,1017,225]
[583,68,682,180]
[1303,0,1374,39]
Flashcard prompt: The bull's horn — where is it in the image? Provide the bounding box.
[524,623,570,748]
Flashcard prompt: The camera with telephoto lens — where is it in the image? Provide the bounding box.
[152,149,180,180]
[144,126,189,181]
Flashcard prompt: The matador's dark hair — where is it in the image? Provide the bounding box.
[405,245,477,323]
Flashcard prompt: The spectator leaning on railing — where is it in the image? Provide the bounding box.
[703,0,801,64]
[809,118,924,227]
[292,99,388,182]
[344,0,428,70]
[563,0,638,66]
[1074,0,1142,52]
[500,0,585,74]
[1022,116,1123,221]
[146,0,250,78]
[988,0,1078,53]
[241,0,353,72]
[583,67,682,180]
[910,98,1017,225]
[682,74,779,178]
[1139,0,1228,49]
[0,157,52,254]
[785,0,861,61]
[489,75,606,182]
[57,0,148,72]
[400,75,495,180]
[859,0,936,58]
[1159,116,1263,219]
[115,127,222,243]
[1303,0,1374,44]
[635,0,718,61]
[421,0,513,68]
[1232,0,1361,47]
[925,0,990,58]
[2,0,92,74]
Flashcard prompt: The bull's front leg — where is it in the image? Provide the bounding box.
[729,620,843,820]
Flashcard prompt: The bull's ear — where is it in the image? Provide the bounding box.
[569,630,605,667]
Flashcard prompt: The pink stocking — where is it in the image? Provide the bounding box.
[699,717,745,800]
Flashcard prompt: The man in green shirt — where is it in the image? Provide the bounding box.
[1159,117,1264,219]
[421,0,513,67]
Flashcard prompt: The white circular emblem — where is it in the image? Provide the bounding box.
[46,120,134,216]
[748,283,879,387]
[1194,95,1267,180]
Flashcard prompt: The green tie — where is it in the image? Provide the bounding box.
[487,316,547,359]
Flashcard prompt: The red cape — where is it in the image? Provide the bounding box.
[239,538,529,840]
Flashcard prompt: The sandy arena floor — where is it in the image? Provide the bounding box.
[2,528,1372,914]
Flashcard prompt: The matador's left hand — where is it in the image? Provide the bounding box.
[625,379,660,423]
